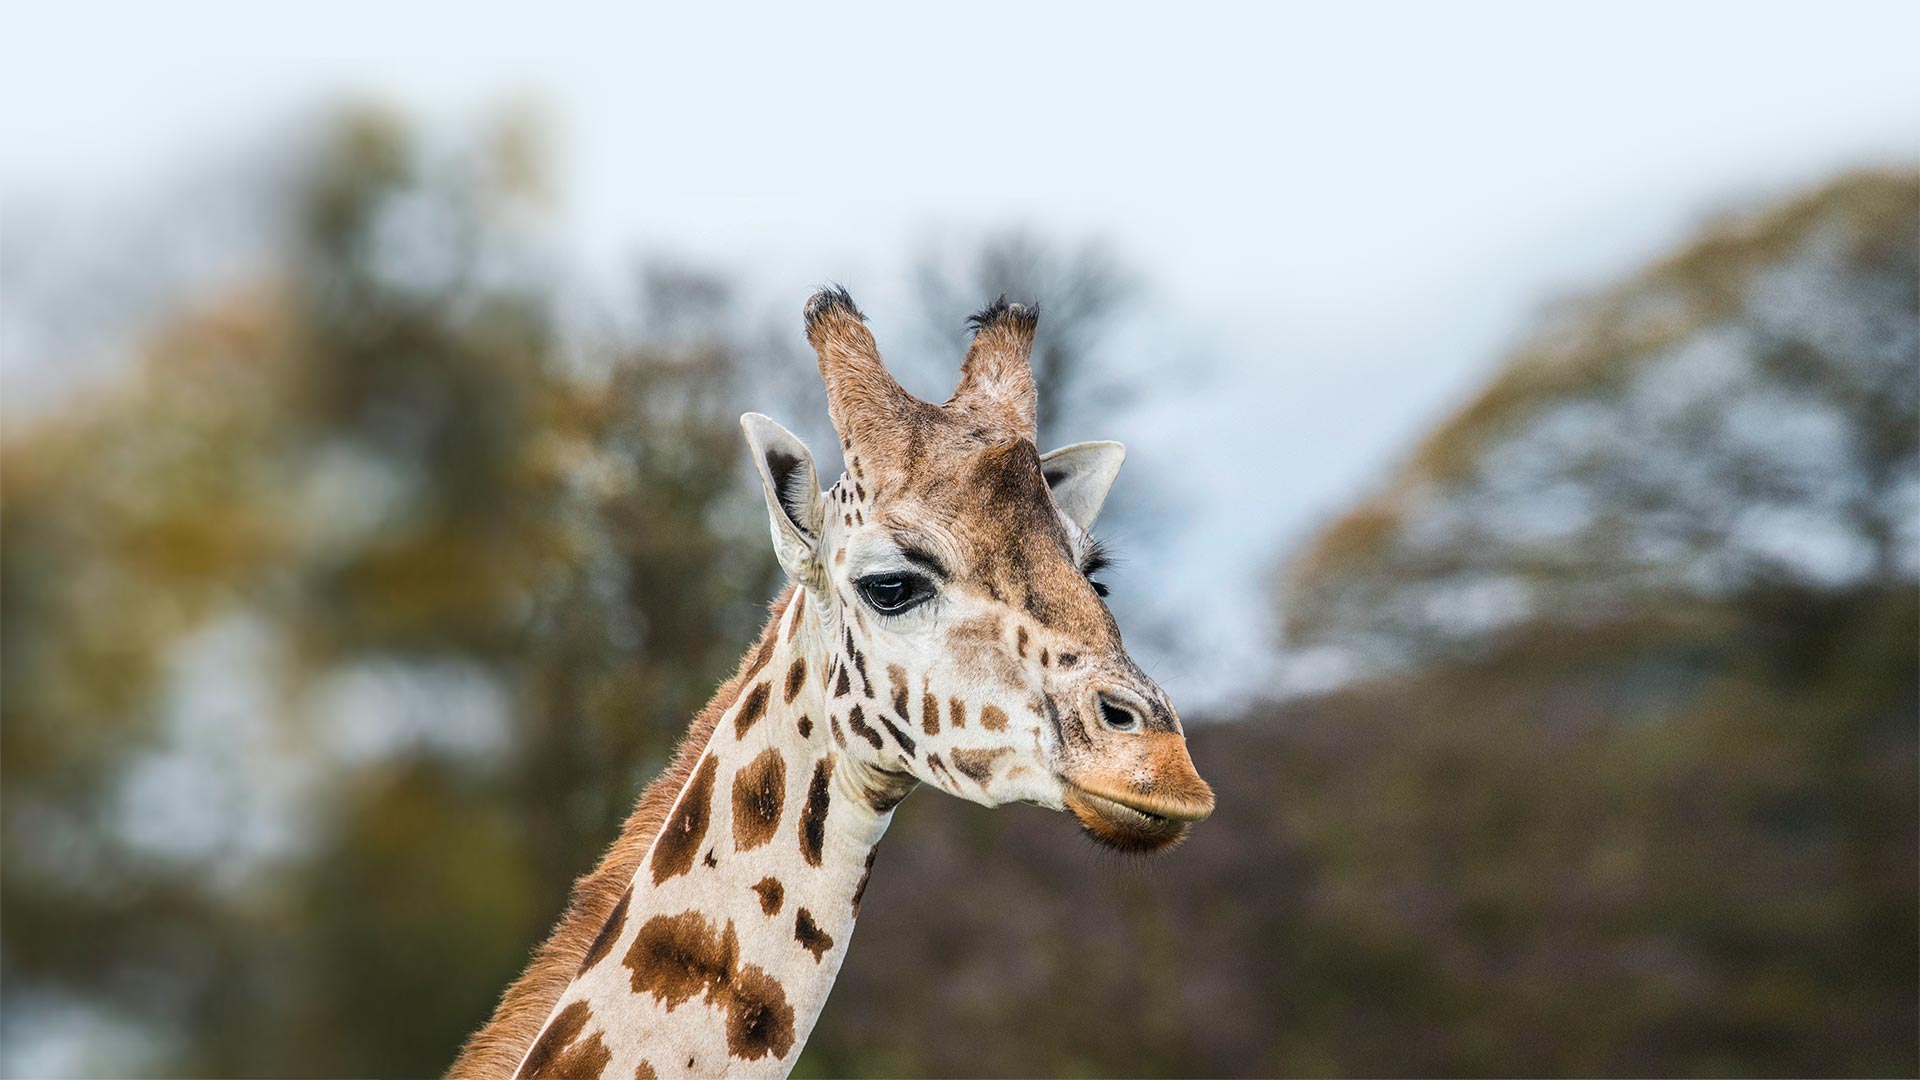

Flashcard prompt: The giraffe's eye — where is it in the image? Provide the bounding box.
[856,573,934,615]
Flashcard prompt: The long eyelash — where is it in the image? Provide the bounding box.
[1080,538,1114,576]
[1080,538,1115,597]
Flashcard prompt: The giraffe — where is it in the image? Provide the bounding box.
[448,288,1215,1080]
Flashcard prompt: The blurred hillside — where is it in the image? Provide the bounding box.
[811,581,1915,1077]
[1,100,1914,1079]
[1278,171,1917,673]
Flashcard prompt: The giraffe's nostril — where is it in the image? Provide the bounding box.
[1097,694,1140,732]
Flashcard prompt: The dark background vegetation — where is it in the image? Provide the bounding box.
[2,107,1915,1078]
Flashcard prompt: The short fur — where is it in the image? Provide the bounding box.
[446,588,798,1080]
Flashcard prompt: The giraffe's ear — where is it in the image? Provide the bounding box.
[742,413,823,577]
[1039,440,1126,532]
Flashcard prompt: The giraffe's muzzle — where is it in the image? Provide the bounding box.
[1057,706,1215,853]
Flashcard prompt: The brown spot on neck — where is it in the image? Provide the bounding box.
[724,963,795,1061]
[799,755,835,866]
[623,910,738,1008]
[794,908,835,962]
[576,886,631,977]
[741,631,778,683]
[733,682,771,739]
[649,754,718,885]
[851,847,878,916]
[730,748,786,852]
[751,877,784,916]
[783,657,807,703]
[447,588,799,1080]
[517,1000,611,1080]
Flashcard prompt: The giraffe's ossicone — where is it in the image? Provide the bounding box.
[450,289,1214,1080]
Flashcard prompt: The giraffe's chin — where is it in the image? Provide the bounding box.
[1060,786,1191,854]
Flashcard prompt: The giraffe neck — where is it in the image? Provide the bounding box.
[512,586,908,1080]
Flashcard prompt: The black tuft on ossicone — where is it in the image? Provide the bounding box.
[966,294,1039,334]
[804,285,865,326]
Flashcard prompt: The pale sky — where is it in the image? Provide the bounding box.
[3,0,1916,707]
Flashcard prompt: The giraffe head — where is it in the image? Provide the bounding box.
[740,287,1213,852]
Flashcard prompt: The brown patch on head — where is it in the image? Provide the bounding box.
[946,613,1023,686]
[634,1062,657,1080]
[849,642,870,696]
[797,715,813,739]
[948,697,967,728]
[1016,625,1029,657]
[871,709,918,757]
[733,682,771,739]
[650,754,718,885]
[724,962,796,1061]
[799,755,834,866]
[887,663,911,721]
[730,747,786,852]
[1046,693,1093,752]
[794,908,835,962]
[845,704,884,751]
[784,658,807,703]
[935,440,1117,645]
[832,664,851,698]
[979,705,1009,732]
[623,910,739,1008]
[950,745,1012,786]
[517,1000,611,1080]
[922,688,941,735]
[575,885,631,977]
[751,877,784,916]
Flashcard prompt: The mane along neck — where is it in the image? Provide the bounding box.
[449,584,903,1079]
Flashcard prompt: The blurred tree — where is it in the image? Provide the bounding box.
[0,107,775,1076]
[1277,171,1919,669]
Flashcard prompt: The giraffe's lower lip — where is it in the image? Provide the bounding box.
[1058,781,1192,853]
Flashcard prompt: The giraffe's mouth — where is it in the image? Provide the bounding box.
[1059,781,1197,854]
